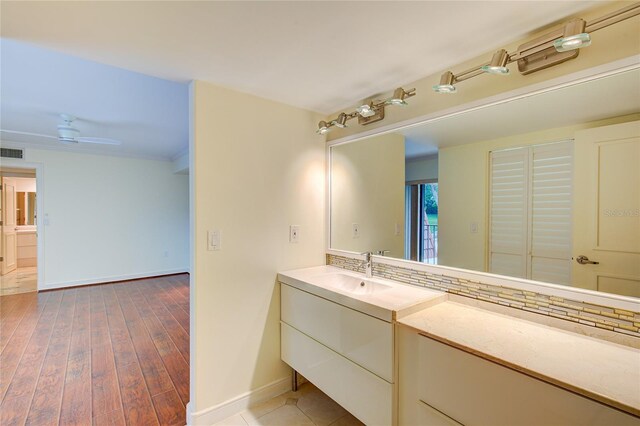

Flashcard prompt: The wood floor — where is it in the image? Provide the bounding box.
[0,274,190,426]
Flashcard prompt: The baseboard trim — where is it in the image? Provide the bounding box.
[39,269,189,291]
[188,376,291,425]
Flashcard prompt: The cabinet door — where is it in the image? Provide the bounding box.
[418,334,638,426]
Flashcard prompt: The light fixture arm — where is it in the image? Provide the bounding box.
[317,87,416,134]
[437,2,639,90]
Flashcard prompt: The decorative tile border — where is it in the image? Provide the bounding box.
[327,254,640,338]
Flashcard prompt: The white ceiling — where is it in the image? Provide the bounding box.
[401,68,640,159]
[1,1,600,116]
[1,40,189,160]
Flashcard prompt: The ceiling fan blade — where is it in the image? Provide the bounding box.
[75,136,122,146]
[0,129,58,140]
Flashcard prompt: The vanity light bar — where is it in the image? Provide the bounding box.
[317,87,416,135]
[432,2,640,94]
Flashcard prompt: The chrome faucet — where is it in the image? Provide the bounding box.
[360,252,373,278]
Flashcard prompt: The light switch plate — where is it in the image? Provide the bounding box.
[352,223,360,238]
[289,225,300,243]
[208,230,221,251]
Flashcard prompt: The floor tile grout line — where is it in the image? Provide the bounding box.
[127,283,186,407]
[0,291,52,405]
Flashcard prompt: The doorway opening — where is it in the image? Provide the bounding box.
[406,181,438,264]
[1,167,38,295]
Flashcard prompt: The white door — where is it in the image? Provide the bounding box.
[1,177,18,275]
[572,121,640,297]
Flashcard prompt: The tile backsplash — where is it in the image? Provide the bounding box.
[327,254,640,338]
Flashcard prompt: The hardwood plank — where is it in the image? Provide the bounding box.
[91,284,123,419]
[0,293,34,352]
[26,289,77,425]
[152,390,185,426]
[0,394,32,426]
[59,350,92,426]
[102,285,137,368]
[59,287,93,425]
[93,409,126,426]
[138,281,189,363]
[129,286,189,405]
[149,279,189,334]
[2,274,190,426]
[91,344,122,418]
[113,284,174,397]
[2,290,63,403]
[0,292,50,401]
[117,362,158,425]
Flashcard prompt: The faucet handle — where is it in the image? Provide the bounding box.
[359,251,372,260]
[376,250,390,256]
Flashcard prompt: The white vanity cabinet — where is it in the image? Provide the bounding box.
[398,326,639,426]
[280,283,395,426]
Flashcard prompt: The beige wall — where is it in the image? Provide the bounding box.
[190,81,325,420]
[405,155,438,183]
[438,113,640,272]
[331,133,405,258]
[325,2,640,141]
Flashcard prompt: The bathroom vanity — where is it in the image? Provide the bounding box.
[278,265,444,425]
[279,265,640,426]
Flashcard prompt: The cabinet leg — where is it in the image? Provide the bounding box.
[292,369,298,392]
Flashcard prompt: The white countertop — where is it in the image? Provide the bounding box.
[278,265,445,322]
[399,300,640,416]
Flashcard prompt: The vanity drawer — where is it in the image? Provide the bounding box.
[418,335,638,426]
[281,283,393,382]
[281,322,392,426]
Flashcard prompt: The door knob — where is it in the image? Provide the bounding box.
[576,255,599,265]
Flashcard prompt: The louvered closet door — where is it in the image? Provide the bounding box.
[530,142,573,285]
[489,149,529,279]
[489,142,573,283]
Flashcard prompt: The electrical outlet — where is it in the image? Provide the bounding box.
[395,222,401,236]
[289,225,300,243]
[352,223,360,238]
[470,222,478,233]
[208,230,221,251]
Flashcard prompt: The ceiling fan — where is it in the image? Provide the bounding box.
[1,114,122,145]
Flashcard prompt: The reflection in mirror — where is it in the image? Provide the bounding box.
[330,68,640,298]
[16,192,36,226]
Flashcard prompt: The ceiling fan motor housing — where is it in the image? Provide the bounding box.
[57,123,80,143]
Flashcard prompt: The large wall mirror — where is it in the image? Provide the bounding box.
[330,67,640,299]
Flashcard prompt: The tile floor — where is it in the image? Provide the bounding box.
[0,266,37,296]
[215,382,364,426]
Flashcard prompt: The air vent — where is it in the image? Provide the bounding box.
[0,148,24,159]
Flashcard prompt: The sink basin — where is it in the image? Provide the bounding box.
[312,273,393,295]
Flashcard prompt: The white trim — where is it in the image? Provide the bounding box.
[326,249,640,312]
[187,376,291,425]
[326,56,640,148]
[40,268,188,291]
[0,159,45,292]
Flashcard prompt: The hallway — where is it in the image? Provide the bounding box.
[0,274,189,425]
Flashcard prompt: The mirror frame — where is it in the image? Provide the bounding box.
[325,56,640,311]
